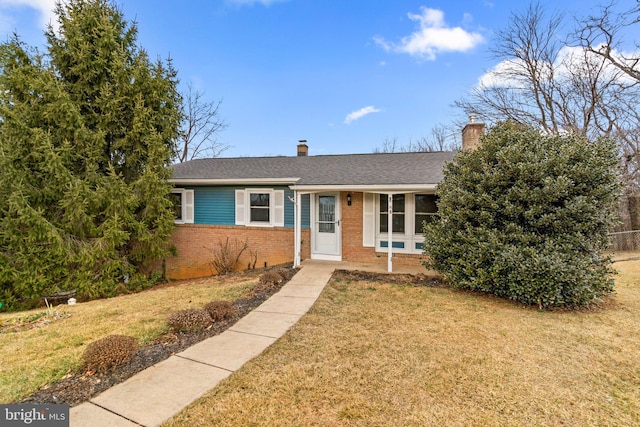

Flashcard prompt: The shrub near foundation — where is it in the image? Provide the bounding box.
[260,271,283,286]
[424,123,621,308]
[82,335,139,373]
[275,268,292,281]
[248,270,284,295]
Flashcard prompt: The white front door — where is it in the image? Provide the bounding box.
[312,193,341,260]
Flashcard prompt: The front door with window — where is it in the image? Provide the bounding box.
[312,193,341,260]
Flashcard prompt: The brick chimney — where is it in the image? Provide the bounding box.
[461,114,485,151]
[297,140,308,156]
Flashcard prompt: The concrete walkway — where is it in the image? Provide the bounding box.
[70,260,425,427]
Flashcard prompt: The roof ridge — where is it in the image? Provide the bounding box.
[178,150,456,163]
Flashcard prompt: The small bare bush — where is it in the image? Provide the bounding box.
[204,300,237,322]
[248,250,258,270]
[82,335,139,373]
[168,308,212,333]
[260,270,283,286]
[209,238,249,274]
[248,270,284,295]
[275,267,293,281]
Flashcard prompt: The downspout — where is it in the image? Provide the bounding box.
[388,193,393,272]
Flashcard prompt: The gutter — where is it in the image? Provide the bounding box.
[288,184,438,192]
[169,178,301,186]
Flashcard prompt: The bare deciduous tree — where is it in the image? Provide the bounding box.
[373,137,400,153]
[427,123,460,151]
[373,124,460,153]
[576,1,640,82]
[177,83,229,162]
[455,3,623,137]
[455,2,640,183]
[575,1,640,193]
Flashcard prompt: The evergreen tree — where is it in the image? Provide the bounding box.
[0,0,180,310]
[423,122,621,308]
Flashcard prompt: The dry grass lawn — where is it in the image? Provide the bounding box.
[165,258,640,426]
[0,274,258,403]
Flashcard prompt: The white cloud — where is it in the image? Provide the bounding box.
[477,58,525,88]
[477,45,638,89]
[374,7,484,60]
[226,0,288,6]
[344,106,382,125]
[0,0,57,31]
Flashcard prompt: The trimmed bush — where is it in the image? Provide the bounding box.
[424,122,620,308]
[82,335,139,373]
[246,270,285,297]
[204,300,237,322]
[168,308,212,332]
[275,267,293,281]
[260,271,283,286]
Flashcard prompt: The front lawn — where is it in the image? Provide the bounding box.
[0,273,258,403]
[164,258,640,426]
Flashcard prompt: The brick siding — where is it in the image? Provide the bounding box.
[340,192,424,268]
[162,224,310,280]
[163,191,423,280]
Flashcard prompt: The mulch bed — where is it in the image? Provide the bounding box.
[18,269,295,407]
[333,269,446,287]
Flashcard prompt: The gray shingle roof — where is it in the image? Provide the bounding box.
[171,151,455,186]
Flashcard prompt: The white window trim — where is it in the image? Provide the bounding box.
[171,188,194,224]
[374,193,434,254]
[236,188,285,228]
[248,189,274,227]
[414,194,438,236]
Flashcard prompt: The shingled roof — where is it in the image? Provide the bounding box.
[170,151,456,188]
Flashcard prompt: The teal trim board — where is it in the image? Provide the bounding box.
[380,241,405,249]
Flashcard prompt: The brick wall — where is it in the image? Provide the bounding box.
[462,121,485,151]
[161,190,425,281]
[340,192,424,268]
[162,224,310,280]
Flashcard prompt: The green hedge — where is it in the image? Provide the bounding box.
[423,122,621,308]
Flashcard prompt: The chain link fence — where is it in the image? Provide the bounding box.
[607,230,640,252]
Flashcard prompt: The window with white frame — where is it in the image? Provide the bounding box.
[368,193,438,253]
[235,189,285,227]
[414,194,438,234]
[250,193,270,223]
[379,194,405,233]
[171,189,194,224]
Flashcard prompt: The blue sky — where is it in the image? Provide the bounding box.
[0,0,636,157]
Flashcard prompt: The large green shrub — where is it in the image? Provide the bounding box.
[423,123,621,308]
[0,0,180,311]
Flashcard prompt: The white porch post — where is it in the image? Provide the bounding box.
[293,191,301,268]
[388,193,393,272]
